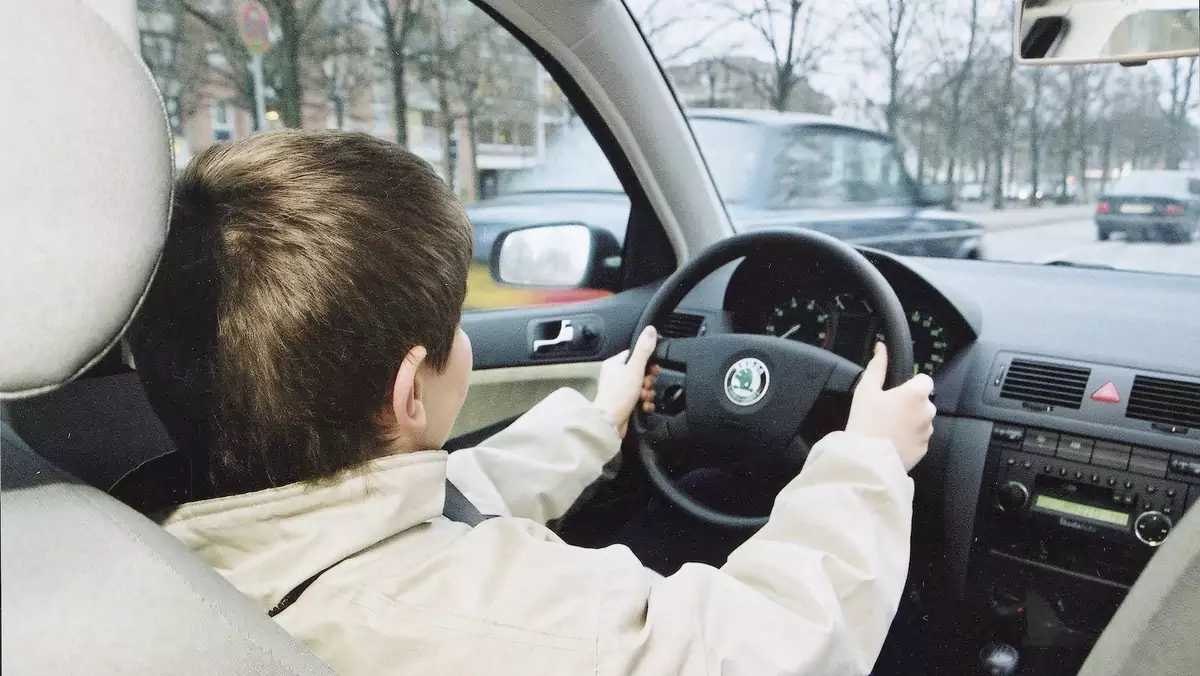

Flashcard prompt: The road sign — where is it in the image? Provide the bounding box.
[239,2,272,55]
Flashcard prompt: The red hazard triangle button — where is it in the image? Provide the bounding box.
[1091,382,1121,404]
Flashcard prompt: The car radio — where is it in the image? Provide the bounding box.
[976,424,1198,586]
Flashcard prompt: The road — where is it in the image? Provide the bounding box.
[979,210,1200,276]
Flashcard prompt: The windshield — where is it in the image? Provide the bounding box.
[625,0,1200,275]
[499,116,764,203]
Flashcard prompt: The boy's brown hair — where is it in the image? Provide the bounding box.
[130,130,473,497]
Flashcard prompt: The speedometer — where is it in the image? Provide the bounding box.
[764,297,833,348]
[877,310,950,375]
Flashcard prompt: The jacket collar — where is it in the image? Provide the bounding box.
[162,450,448,610]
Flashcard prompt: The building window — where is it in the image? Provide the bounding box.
[495,120,512,144]
[476,119,495,144]
[515,122,534,146]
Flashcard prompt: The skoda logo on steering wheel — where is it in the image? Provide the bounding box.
[724,357,770,406]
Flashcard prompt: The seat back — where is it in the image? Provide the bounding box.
[0,1,335,673]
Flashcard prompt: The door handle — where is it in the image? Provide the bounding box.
[528,315,603,359]
[532,320,575,354]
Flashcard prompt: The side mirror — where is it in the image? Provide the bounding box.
[1016,0,1199,65]
[490,223,621,290]
[918,184,956,210]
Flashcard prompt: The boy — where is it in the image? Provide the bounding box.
[130,130,936,676]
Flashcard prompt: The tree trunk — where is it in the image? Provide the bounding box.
[390,59,409,147]
[1100,130,1113,193]
[438,82,456,191]
[466,105,480,201]
[271,0,305,129]
[1028,71,1043,207]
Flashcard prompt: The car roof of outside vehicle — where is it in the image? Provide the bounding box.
[688,108,886,137]
[1109,169,1200,195]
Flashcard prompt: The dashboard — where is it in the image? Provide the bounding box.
[467,245,1200,676]
[722,251,977,377]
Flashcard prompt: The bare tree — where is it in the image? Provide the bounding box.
[137,0,210,133]
[367,0,424,146]
[855,0,926,134]
[1026,68,1045,205]
[414,1,508,192]
[637,0,731,65]
[310,0,371,130]
[721,0,840,111]
[181,0,329,129]
[933,0,981,187]
[1164,56,1198,170]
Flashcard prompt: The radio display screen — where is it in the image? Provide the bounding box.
[1034,495,1130,527]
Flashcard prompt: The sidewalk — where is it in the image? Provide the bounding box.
[966,205,1093,231]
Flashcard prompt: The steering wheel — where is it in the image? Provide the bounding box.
[630,229,914,529]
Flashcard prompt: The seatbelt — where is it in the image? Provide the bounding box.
[267,479,495,617]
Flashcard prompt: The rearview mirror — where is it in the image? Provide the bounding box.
[490,223,621,289]
[1016,0,1199,65]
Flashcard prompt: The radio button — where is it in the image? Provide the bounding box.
[1169,456,1200,479]
[1092,442,1131,470]
[1130,448,1169,478]
[992,425,1026,444]
[1023,431,1059,456]
[1134,511,1172,547]
[1057,436,1094,462]
[997,481,1030,512]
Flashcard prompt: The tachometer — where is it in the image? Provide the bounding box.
[764,297,833,348]
[876,310,950,376]
[910,310,949,375]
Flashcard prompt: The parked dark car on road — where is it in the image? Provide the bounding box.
[1095,170,1200,243]
[467,109,986,276]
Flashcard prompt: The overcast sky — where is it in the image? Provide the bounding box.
[622,0,1198,127]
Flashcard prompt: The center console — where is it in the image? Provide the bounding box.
[964,422,1200,668]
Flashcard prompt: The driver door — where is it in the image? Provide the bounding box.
[438,3,682,446]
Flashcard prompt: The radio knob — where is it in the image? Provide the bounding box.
[1134,511,1172,547]
[997,481,1030,512]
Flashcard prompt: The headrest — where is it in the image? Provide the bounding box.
[0,0,172,399]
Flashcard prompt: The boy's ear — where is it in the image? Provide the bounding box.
[390,345,429,437]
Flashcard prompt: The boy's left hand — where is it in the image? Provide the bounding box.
[593,326,660,438]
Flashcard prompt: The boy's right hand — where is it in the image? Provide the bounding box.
[845,342,936,472]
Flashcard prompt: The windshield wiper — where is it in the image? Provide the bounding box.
[1042,260,1116,270]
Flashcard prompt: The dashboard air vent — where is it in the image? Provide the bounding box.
[1126,376,1200,430]
[660,312,705,338]
[1000,358,1091,409]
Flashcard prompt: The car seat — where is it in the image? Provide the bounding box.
[0,1,335,673]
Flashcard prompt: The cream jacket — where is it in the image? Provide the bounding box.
[164,388,914,676]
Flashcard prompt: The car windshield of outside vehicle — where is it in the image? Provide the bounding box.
[624,0,1200,275]
[499,116,763,203]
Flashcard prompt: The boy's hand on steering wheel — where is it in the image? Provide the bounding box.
[846,342,936,472]
[593,326,660,438]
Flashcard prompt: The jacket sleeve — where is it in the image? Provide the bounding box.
[600,431,914,676]
[445,387,622,524]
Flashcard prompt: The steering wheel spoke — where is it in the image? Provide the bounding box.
[822,355,866,395]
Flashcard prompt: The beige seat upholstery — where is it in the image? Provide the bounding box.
[0,1,334,674]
